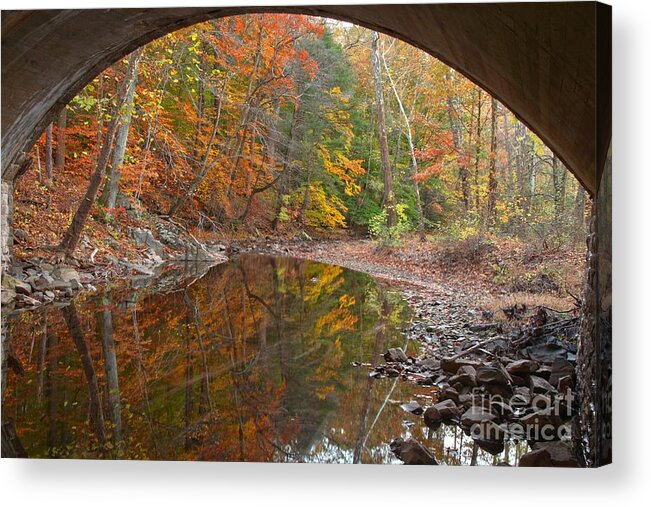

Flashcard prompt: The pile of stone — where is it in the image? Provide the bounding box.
[1,264,91,308]
[379,326,579,466]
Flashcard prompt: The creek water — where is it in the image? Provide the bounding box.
[2,253,524,464]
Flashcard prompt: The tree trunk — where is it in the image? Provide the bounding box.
[371,31,396,228]
[99,49,142,209]
[473,88,483,213]
[445,83,469,211]
[381,48,425,240]
[58,50,142,256]
[487,97,498,223]
[55,109,67,171]
[45,123,54,184]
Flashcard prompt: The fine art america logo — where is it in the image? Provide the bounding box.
[467,388,575,442]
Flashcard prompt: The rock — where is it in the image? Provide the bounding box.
[549,358,574,387]
[1,288,16,305]
[476,362,512,386]
[519,409,561,432]
[531,441,579,467]
[449,365,477,387]
[2,274,32,295]
[530,375,556,394]
[27,273,54,291]
[436,399,460,419]
[130,227,166,258]
[384,347,408,363]
[49,280,72,290]
[441,357,482,374]
[13,228,29,242]
[513,386,532,404]
[506,359,539,375]
[400,401,424,416]
[475,438,505,455]
[423,406,442,428]
[389,438,438,465]
[557,375,573,392]
[439,386,460,403]
[17,294,40,306]
[490,400,514,419]
[44,290,55,300]
[53,266,81,284]
[519,448,553,467]
[461,406,497,427]
[524,343,568,364]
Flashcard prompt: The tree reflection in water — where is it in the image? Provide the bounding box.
[2,254,526,464]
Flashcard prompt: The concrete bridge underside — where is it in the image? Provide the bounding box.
[2,3,610,192]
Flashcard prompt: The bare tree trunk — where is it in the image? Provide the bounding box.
[55,108,67,171]
[381,48,425,240]
[58,50,142,256]
[371,32,396,228]
[100,49,142,209]
[45,123,54,184]
[487,97,498,223]
[444,77,469,211]
[473,88,483,213]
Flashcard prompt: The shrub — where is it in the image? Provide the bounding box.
[368,203,411,246]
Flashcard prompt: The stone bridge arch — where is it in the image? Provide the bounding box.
[2,3,610,193]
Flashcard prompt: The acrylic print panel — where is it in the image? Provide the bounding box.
[1,2,611,467]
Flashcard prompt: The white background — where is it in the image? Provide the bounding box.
[1,0,649,505]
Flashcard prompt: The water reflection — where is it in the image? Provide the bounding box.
[2,254,526,464]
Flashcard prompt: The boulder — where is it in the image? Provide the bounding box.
[2,274,32,295]
[461,406,497,427]
[531,441,579,467]
[27,273,54,291]
[530,375,556,394]
[519,448,553,467]
[1,288,16,305]
[506,359,539,375]
[13,228,29,242]
[557,375,574,392]
[130,227,166,258]
[475,438,505,455]
[384,347,408,363]
[400,401,424,416]
[439,386,460,403]
[449,365,477,387]
[53,266,81,284]
[476,362,512,386]
[428,399,459,422]
[549,358,575,387]
[389,438,438,465]
[513,386,532,404]
[441,357,482,375]
[423,406,442,428]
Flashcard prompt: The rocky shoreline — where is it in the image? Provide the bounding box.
[250,237,582,466]
[2,220,229,312]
